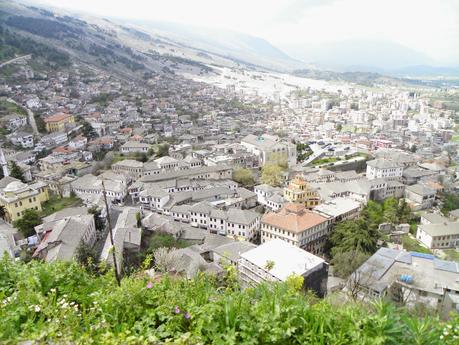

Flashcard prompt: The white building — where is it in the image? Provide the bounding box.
[366,159,403,180]
[416,222,459,249]
[120,141,151,154]
[238,239,328,297]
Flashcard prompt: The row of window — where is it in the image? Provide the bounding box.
[14,197,37,208]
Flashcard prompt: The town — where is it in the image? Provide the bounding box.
[1,0,459,343]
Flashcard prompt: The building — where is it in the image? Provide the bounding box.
[351,248,459,313]
[404,184,436,210]
[261,203,330,254]
[44,113,75,133]
[33,214,96,262]
[284,176,321,209]
[100,207,141,273]
[366,159,403,180]
[416,222,459,249]
[120,141,151,154]
[0,178,49,223]
[112,159,144,180]
[241,134,297,167]
[254,184,284,211]
[238,239,329,297]
[313,197,361,223]
[8,131,34,148]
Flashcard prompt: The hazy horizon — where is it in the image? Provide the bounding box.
[21,0,459,68]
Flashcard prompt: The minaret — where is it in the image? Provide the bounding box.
[0,148,9,177]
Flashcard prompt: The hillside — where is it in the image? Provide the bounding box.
[0,257,457,344]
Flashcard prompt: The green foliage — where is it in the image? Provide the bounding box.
[0,99,27,116]
[402,235,432,254]
[0,257,456,344]
[8,161,25,182]
[146,232,189,255]
[232,168,255,187]
[81,121,98,139]
[41,195,82,217]
[156,144,170,158]
[75,241,99,273]
[441,193,459,215]
[261,164,284,187]
[331,250,370,278]
[12,209,42,237]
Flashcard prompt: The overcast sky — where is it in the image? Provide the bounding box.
[34,0,459,65]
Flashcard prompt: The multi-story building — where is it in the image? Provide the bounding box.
[404,184,436,210]
[33,214,96,262]
[0,178,49,223]
[284,176,321,209]
[44,113,75,133]
[241,134,297,167]
[261,203,330,255]
[416,222,459,249]
[112,159,144,180]
[8,131,34,148]
[238,239,329,297]
[120,141,151,154]
[366,159,403,180]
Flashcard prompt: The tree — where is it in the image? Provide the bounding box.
[9,161,25,182]
[330,218,380,256]
[13,209,42,237]
[75,240,99,272]
[88,206,105,232]
[261,164,284,187]
[0,206,6,220]
[232,168,255,187]
[156,144,170,158]
[410,144,417,153]
[81,121,98,139]
[336,123,343,132]
[331,250,369,279]
[382,197,398,225]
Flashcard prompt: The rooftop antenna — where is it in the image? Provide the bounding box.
[102,179,121,287]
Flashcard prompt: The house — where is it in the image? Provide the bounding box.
[313,197,361,223]
[284,176,321,209]
[0,114,27,131]
[0,178,49,223]
[40,131,68,146]
[350,248,459,313]
[261,203,330,255]
[8,131,33,148]
[44,113,75,133]
[254,184,284,211]
[33,214,96,262]
[416,222,459,249]
[211,241,256,265]
[120,141,151,154]
[241,134,297,167]
[404,184,436,210]
[100,207,141,273]
[366,159,403,180]
[71,174,127,204]
[238,239,329,297]
[112,159,144,180]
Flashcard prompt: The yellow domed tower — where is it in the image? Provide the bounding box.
[283,175,321,209]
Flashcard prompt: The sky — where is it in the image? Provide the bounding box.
[33,0,459,66]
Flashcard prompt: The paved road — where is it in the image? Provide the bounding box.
[0,54,31,68]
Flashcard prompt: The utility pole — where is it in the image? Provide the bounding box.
[101,179,121,287]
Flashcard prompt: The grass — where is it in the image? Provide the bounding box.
[0,257,457,344]
[40,195,83,217]
[0,99,27,116]
[312,157,340,166]
[443,249,459,262]
[451,135,459,143]
[402,235,432,254]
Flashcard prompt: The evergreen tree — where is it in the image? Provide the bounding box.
[9,161,25,182]
[13,209,42,237]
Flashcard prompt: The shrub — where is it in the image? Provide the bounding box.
[0,256,456,344]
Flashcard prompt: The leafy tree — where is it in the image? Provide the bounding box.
[9,161,25,182]
[0,206,6,220]
[410,144,417,153]
[336,123,343,132]
[331,250,369,279]
[13,209,42,237]
[261,164,284,187]
[135,152,148,163]
[156,144,170,158]
[88,206,105,232]
[81,121,98,139]
[441,193,459,215]
[233,168,255,187]
[382,198,398,225]
[75,240,99,273]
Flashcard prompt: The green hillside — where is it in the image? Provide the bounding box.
[0,257,457,344]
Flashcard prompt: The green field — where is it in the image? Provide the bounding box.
[40,195,83,217]
[401,235,432,254]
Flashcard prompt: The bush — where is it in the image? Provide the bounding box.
[0,257,457,344]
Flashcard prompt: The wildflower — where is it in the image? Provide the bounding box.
[184,312,191,320]
[146,281,153,289]
[50,288,56,293]
[34,305,41,312]
[174,306,180,314]
[440,335,444,340]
